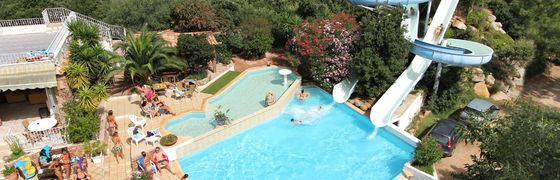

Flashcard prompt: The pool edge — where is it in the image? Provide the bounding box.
[163,67,302,161]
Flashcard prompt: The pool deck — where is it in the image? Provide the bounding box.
[92,66,299,179]
[93,90,211,179]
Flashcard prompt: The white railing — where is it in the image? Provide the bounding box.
[18,126,70,151]
[0,18,45,27]
[43,7,126,39]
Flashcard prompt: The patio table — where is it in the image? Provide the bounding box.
[27,118,57,132]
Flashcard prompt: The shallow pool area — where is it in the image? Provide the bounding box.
[165,67,297,137]
[178,87,415,179]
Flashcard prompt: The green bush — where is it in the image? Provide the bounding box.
[83,140,107,156]
[415,136,444,166]
[482,29,514,51]
[238,15,273,59]
[242,31,273,59]
[216,44,233,65]
[219,32,244,54]
[177,34,213,73]
[426,85,464,113]
[173,0,220,32]
[64,100,100,143]
[3,136,24,161]
[104,0,175,30]
[160,134,178,146]
[187,71,208,80]
[1,165,16,177]
[489,81,504,94]
[466,8,489,28]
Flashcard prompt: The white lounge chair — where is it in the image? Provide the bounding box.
[128,127,146,147]
[128,115,146,131]
[146,128,161,146]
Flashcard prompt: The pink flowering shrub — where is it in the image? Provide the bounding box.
[288,13,358,88]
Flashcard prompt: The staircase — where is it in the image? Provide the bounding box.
[42,8,126,40]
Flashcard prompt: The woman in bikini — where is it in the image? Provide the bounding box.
[111,132,125,163]
[106,110,117,134]
[60,148,72,179]
[74,163,89,180]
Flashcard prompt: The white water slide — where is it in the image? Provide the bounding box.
[336,0,494,127]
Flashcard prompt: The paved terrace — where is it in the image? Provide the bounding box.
[0,33,57,54]
[94,89,211,179]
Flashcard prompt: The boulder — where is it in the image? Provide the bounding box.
[487,14,497,22]
[492,22,507,34]
[485,74,496,87]
[491,91,509,101]
[471,68,485,82]
[451,16,467,30]
[474,82,490,98]
[472,73,485,82]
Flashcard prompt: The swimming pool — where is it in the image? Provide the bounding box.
[165,67,297,137]
[178,87,415,179]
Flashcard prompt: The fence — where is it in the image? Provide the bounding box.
[15,126,70,151]
[0,18,44,27]
[43,7,126,39]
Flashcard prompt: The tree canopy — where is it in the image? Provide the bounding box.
[352,7,411,98]
[457,100,560,179]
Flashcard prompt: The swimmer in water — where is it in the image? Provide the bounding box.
[313,106,322,113]
[290,118,302,125]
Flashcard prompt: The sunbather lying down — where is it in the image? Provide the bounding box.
[153,97,176,116]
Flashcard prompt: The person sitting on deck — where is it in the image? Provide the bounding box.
[153,97,176,116]
[152,147,175,174]
[60,148,72,179]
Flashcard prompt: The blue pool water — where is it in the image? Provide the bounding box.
[178,87,415,179]
[166,67,297,137]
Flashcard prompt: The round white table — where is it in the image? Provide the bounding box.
[27,118,57,132]
[278,69,292,86]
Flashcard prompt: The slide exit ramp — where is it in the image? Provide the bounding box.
[332,78,359,103]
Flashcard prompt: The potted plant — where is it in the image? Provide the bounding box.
[83,140,107,164]
[214,105,231,127]
[160,134,178,147]
[2,165,17,180]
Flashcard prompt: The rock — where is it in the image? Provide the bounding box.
[485,74,496,87]
[491,91,509,101]
[451,16,467,30]
[487,14,497,22]
[474,82,490,98]
[471,68,485,82]
[472,68,484,74]
[492,22,507,34]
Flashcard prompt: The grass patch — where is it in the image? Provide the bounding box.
[415,108,458,138]
[414,164,434,175]
[201,71,241,94]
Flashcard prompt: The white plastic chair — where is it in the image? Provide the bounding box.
[128,115,146,131]
[146,128,161,146]
[128,127,146,147]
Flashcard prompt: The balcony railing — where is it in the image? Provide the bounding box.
[0,18,45,27]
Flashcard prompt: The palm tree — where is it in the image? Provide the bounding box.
[65,62,90,89]
[67,20,100,46]
[91,82,109,103]
[116,31,186,83]
[76,87,97,110]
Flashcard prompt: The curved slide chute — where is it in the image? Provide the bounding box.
[332,78,359,103]
[412,39,494,66]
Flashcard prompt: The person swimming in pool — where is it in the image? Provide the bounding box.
[297,89,308,101]
[290,118,302,125]
[313,106,322,113]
